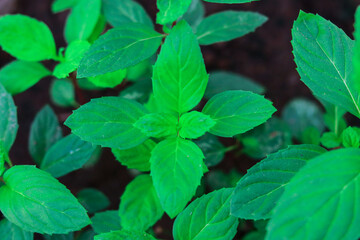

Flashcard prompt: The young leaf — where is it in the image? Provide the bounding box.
[153,21,208,114]
[173,188,238,240]
[179,111,216,139]
[102,0,153,28]
[0,218,33,240]
[112,139,156,172]
[64,0,101,43]
[204,0,258,3]
[292,11,360,118]
[94,230,156,240]
[77,188,110,214]
[195,133,226,167]
[119,174,164,231]
[150,137,204,218]
[180,0,205,28]
[196,11,267,45]
[88,69,127,88]
[0,83,18,152]
[91,210,122,234]
[0,165,90,234]
[231,144,326,220]
[202,90,276,137]
[78,24,163,78]
[52,0,80,13]
[40,134,96,178]
[29,105,63,165]
[134,113,178,138]
[65,97,149,149]
[320,132,341,149]
[50,79,77,108]
[0,61,50,95]
[266,148,360,240]
[0,14,57,61]
[156,0,192,25]
[341,127,360,148]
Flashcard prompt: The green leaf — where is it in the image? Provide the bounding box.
[0,83,18,152]
[64,0,102,43]
[83,145,102,168]
[65,97,149,149]
[50,79,77,108]
[87,69,127,88]
[180,0,205,28]
[300,126,321,145]
[202,90,276,137]
[102,0,153,28]
[341,127,360,148]
[126,59,152,82]
[231,144,326,220]
[179,111,215,139]
[0,165,90,234]
[205,71,265,99]
[29,105,63,165]
[112,139,156,171]
[77,230,95,240]
[88,15,107,44]
[0,14,57,61]
[0,61,50,95]
[292,11,360,118]
[320,132,342,149]
[94,230,156,240]
[134,113,178,138]
[119,78,152,103]
[156,0,192,25]
[150,137,204,218]
[153,21,208,114]
[195,133,226,167]
[0,145,7,176]
[196,11,267,45]
[44,233,74,240]
[204,0,258,3]
[266,148,360,240]
[119,174,163,231]
[205,170,242,191]
[40,134,96,178]
[173,188,239,240]
[77,78,103,90]
[77,188,110,214]
[78,24,163,78]
[52,0,80,13]
[0,219,33,240]
[91,210,122,234]
[353,6,360,95]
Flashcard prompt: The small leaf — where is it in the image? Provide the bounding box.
[65,97,149,149]
[91,210,122,234]
[119,174,163,231]
[77,188,110,214]
[94,230,156,240]
[195,133,226,167]
[0,218,33,240]
[0,165,90,234]
[320,132,342,149]
[202,90,276,137]
[50,79,77,108]
[52,0,80,13]
[88,69,127,88]
[0,14,57,61]
[156,0,192,25]
[179,111,215,139]
[204,0,258,3]
[173,188,239,240]
[78,24,163,78]
[180,0,205,28]
[134,113,178,138]
[0,61,50,95]
[341,127,360,148]
[196,11,267,45]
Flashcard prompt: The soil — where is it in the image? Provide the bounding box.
[1,0,360,239]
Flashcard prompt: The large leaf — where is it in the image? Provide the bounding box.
[119,174,163,231]
[65,97,149,149]
[0,165,90,234]
[173,188,238,240]
[150,137,204,218]
[354,6,360,94]
[0,219,33,240]
[266,148,360,240]
[156,0,192,25]
[153,20,208,114]
[91,210,122,234]
[292,11,360,118]
[230,144,326,220]
[77,188,110,214]
[196,11,267,45]
[94,230,156,240]
[0,14,57,61]
[78,24,163,78]
[202,90,276,137]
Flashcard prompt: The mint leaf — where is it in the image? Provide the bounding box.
[64,0,101,43]
[153,21,208,114]
[78,24,163,78]
[77,188,110,214]
[91,210,122,234]
[94,230,156,240]
[126,59,152,82]
[196,11,267,45]
[179,111,215,139]
[40,134,96,178]
[204,0,258,3]
[231,144,326,220]
[119,78,152,103]
[202,90,276,137]
[320,132,342,149]
[205,170,241,191]
[0,219,33,240]
[266,148,360,240]
[195,133,226,167]
[151,137,204,218]
[50,79,77,108]
[119,174,163,231]
[102,0,153,28]
[134,113,178,138]
[173,188,238,240]
[29,105,63,165]
[0,61,50,95]
[156,0,192,25]
[0,83,18,152]
[52,0,80,13]
[112,139,156,172]
[180,0,205,28]
[65,97,149,149]
[341,127,360,148]
[0,165,90,234]
[354,6,360,95]
[88,69,127,88]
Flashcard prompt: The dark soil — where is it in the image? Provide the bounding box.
[1,0,360,239]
